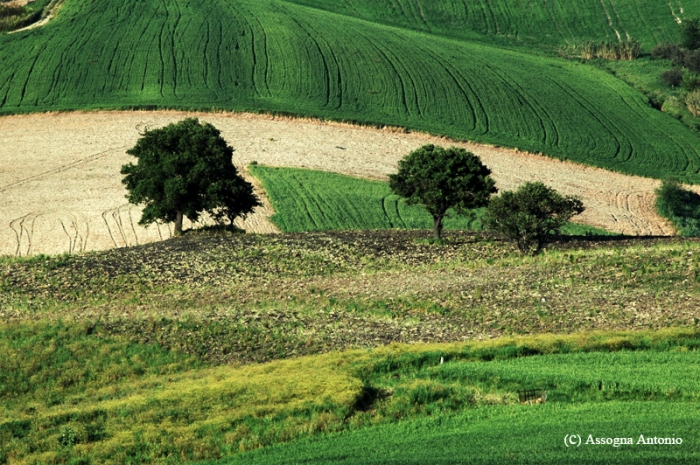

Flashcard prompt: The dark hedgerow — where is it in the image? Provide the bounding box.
[661,68,684,88]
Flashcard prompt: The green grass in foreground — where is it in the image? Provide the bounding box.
[207,402,700,465]
[1,230,700,462]
[3,0,700,181]
[249,165,610,236]
[2,325,700,465]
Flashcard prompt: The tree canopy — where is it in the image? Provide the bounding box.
[389,145,497,239]
[681,18,700,51]
[121,118,261,235]
[483,182,585,254]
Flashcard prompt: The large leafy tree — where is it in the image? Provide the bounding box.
[483,182,585,254]
[389,145,497,239]
[121,118,261,235]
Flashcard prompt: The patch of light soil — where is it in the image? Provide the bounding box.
[0,110,677,256]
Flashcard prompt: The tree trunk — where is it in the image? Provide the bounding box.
[432,215,444,239]
[174,210,184,236]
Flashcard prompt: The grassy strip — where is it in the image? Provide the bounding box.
[655,180,700,236]
[207,401,700,465]
[249,165,611,236]
[2,323,700,464]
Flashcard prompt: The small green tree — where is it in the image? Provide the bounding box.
[483,182,584,254]
[389,145,497,239]
[121,118,261,235]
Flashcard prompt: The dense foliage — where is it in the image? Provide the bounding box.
[389,145,496,239]
[484,182,585,254]
[2,0,700,180]
[121,118,260,235]
[681,18,700,50]
[655,179,700,236]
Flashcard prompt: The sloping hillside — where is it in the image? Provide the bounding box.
[287,0,700,48]
[2,0,700,181]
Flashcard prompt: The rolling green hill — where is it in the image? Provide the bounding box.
[287,0,700,49]
[2,0,700,181]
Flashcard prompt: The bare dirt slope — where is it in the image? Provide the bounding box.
[0,110,678,256]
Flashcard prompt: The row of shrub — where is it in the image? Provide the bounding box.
[580,40,640,60]
[653,42,700,74]
[652,19,700,119]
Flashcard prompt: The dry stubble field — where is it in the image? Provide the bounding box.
[0,110,680,256]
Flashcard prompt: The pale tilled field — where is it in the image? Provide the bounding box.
[0,110,677,256]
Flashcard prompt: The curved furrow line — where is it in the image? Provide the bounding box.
[298,16,344,110]
[411,36,489,134]
[482,0,500,35]
[380,196,393,228]
[607,0,630,41]
[237,8,262,97]
[392,0,410,23]
[549,79,629,165]
[215,16,225,95]
[407,38,481,131]
[275,5,332,107]
[497,1,518,40]
[544,0,571,45]
[613,90,695,172]
[356,27,423,117]
[122,4,158,95]
[17,42,48,107]
[352,28,415,118]
[472,60,543,142]
[42,28,78,105]
[157,0,168,97]
[202,19,211,92]
[412,0,431,31]
[248,8,273,98]
[0,72,16,108]
[479,61,552,147]
[220,0,257,95]
[288,173,327,229]
[169,0,182,97]
[543,80,608,157]
[631,1,660,44]
[560,81,651,168]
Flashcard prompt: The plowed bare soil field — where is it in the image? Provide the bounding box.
[0,110,680,256]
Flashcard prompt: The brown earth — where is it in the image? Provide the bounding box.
[0,110,682,256]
